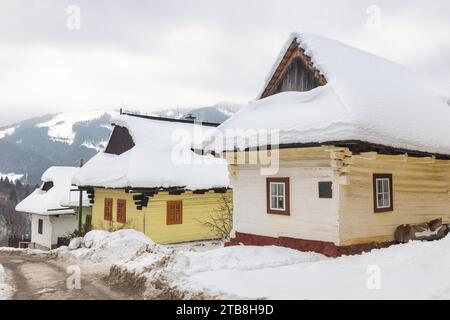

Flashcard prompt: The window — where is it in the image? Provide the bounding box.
[266,177,290,215]
[104,198,113,221]
[318,181,333,198]
[117,199,127,223]
[373,174,393,212]
[167,200,183,225]
[38,219,43,234]
[41,181,54,192]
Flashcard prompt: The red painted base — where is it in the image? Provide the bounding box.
[225,232,396,257]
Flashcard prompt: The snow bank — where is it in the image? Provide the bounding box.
[62,229,165,266]
[0,264,14,300]
[166,236,450,299]
[168,245,325,276]
[206,32,450,156]
[53,228,450,299]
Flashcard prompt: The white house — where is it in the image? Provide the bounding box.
[16,167,84,250]
[204,32,450,257]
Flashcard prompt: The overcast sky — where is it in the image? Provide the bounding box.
[0,0,448,126]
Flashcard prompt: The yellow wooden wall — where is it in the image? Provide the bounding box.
[92,188,232,244]
[339,154,450,245]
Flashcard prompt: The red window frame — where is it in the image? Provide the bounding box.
[104,198,113,221]
[117,199,127,223]
[166,200,183,225]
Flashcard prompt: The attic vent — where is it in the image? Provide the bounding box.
[41,181,54,192]
[104,126,135,155]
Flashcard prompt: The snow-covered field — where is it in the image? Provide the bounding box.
[52,229,450,300]
[0,264,13,300]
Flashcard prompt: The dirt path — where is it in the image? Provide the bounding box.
[0,254,137,300]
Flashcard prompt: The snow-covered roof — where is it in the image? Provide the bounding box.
[72,114,230,189]
[205,32,450,156]
[16,167,84,215]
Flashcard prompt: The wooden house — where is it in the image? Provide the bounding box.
[204,32,450,257]
[72,113,231,244]
[15,167,90,250]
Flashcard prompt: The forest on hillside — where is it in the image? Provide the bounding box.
[0,177,34,245]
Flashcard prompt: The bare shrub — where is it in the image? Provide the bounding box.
[202,193,233,240]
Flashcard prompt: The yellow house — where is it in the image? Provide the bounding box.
[72,113,231,244]
[204,32,450,256]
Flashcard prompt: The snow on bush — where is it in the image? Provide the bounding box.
[68,237,82,250]
[65,229,161,265]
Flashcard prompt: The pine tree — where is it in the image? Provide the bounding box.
[8,189,18,204]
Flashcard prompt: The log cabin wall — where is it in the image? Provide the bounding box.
[91,188,233,244]
[228,148,341,244]
[338,153,450,245]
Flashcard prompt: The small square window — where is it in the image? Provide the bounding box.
[318,181,333,198]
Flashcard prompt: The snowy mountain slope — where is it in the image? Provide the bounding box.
[0,126,17,140]
[0,103,241,185]
[36,111,118,145]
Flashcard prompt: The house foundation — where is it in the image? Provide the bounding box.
[225,232,396,257]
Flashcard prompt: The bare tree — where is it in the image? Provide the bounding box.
[202,193,233,240]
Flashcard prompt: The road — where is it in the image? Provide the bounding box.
[0,253,137,300]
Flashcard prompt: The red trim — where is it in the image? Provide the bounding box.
[225,232,395,258]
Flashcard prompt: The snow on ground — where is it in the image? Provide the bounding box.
[0,172,24,182]
[0,264,14,300]
[0,126,17,140]
[56,230,168,271]
[50,229,450,299]
[167,238,450,299]
[36,110,117,145]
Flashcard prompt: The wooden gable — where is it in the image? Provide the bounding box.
[104,125,135,155]
[260,39,327,99]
